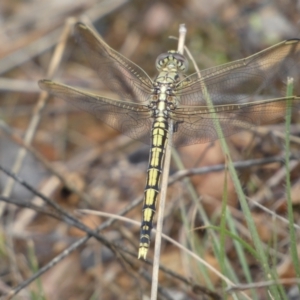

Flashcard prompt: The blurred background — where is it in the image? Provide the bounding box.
[0,0,300,299]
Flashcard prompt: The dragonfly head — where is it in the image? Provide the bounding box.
[155,51,188,72]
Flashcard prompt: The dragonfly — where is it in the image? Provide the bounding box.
[39,22,300,259]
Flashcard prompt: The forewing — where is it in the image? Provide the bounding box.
[171,97,300,146]
[74,23,153,103]
[176,39,300,106]
[39,80,152,144]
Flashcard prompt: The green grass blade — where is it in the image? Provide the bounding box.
[285,77,300,293]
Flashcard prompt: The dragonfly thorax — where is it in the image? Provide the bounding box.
[155,51,188,72]
[149,82,178,119]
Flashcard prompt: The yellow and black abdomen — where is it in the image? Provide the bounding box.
[138,117,169,259]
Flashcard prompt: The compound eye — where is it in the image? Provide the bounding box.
[172,53,188,72]
[155,53,169,70]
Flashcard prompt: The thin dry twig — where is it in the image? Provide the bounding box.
[227,278,300,293]
[169,154,300,184]
[150,24,187,300]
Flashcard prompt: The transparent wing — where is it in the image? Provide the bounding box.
[39,80,152,144]
[171,97,300,146]
[176,39,300,106]
[74,23,153,103]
